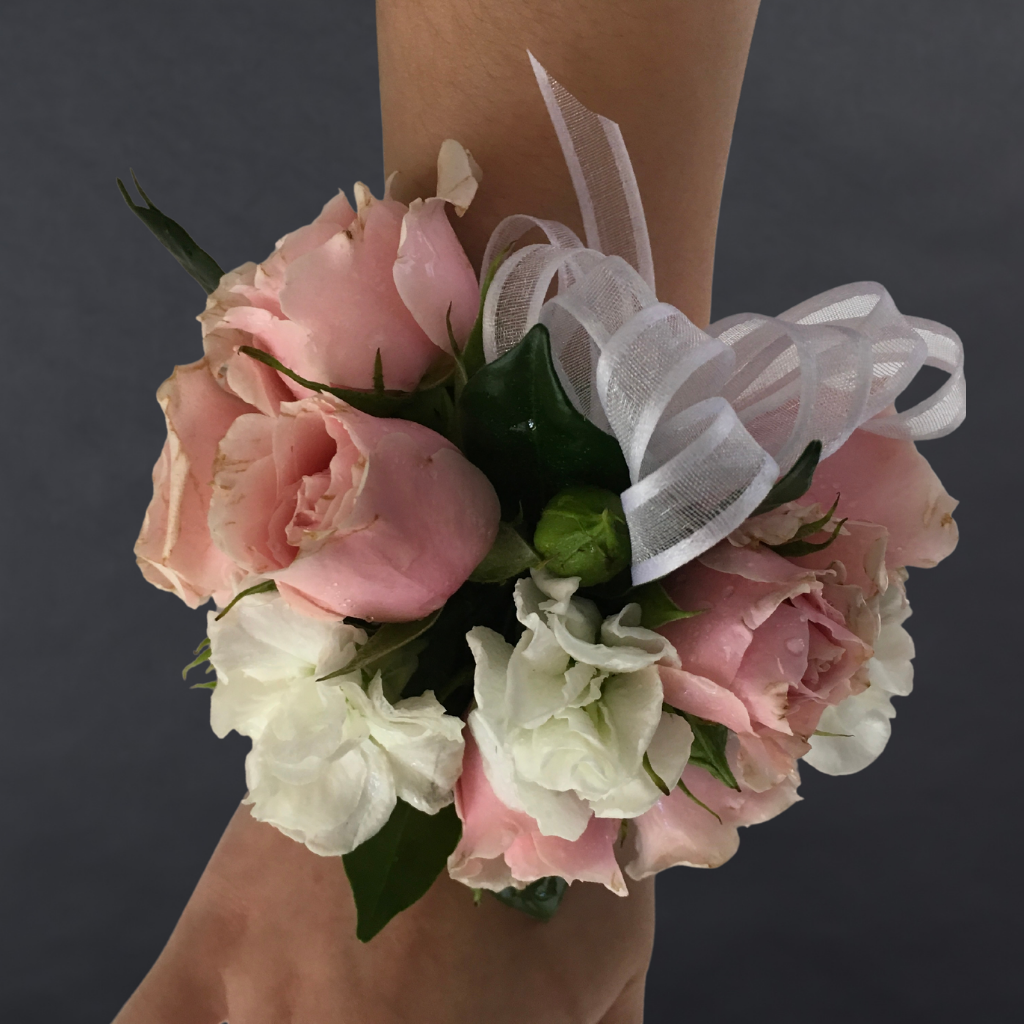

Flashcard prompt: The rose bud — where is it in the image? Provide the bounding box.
[533,485,632,586]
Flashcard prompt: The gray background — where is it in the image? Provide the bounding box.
[0,1,1020,1021]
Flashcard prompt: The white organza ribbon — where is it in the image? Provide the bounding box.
[481,55,966,585]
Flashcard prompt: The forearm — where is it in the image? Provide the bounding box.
[377,0,761,326]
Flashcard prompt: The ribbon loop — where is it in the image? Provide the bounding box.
[481,60,966,584]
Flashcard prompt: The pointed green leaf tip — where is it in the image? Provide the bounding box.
[632,580,704,630]
[665,705,740,791]
[459,324,630,521]
[117,171,224,294]
[768,495,847,557]
[533,485,632,587]
[469,522,541,584]
[752,440,823,516]
[343,800,462,942]
[493,875,569,921]
[317,609,442,682]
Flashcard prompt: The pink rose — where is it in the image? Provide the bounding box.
[135,358,254,608]
[208,394,500,622]
[623,425,958,876]
[200,170,480,409]
[448,735,627,895]
[800,427,958,569]
[625,765,800,875]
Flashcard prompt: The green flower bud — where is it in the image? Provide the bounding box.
[533,486,632,587]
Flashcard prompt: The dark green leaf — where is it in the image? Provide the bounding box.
[469,522,541,584]
[492,876,568,922]
[214,580,278,621]
[117,171,223,294]
[343,800,462,942]
[461,247,508,379]
[459,325,630,520]
[752,440,823,516]
[677,777,722,823]
[318,609,442,682]
[631,581,704,630]
[240,346,455,439]
[667,707,740,791]
[401,582,516,715]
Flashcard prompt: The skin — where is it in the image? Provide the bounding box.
[114,2,760,1020]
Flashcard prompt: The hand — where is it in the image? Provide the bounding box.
[113,804,655,1023]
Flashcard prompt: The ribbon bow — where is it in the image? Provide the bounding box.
[480,55,966,584]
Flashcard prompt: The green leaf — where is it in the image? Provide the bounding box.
[643,753,671,796]
[492,876,568,922]
[318,609,442,682]
[182,637,212,681]
[461,247,508,379]
[214,580,278,621]
[117,171,223,294]
[631,581,704,630]
[240,346,455,439]
[400,582,514,716]
[667,707,740,791]
[752,440,823,516]
[769,499,847,558]
[343,800,462,942]
[813,729,853,738]
[677,777,723,824]
[469,522,541,584]
[459,325,630,520]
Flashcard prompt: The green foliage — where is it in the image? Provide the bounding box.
[400,583,515,716]
[665,705,740,792]
[239,346,456,439]
[642,753,671,796]
[117,171,224,294]
[182,637,212,682]
[768,495,847,557]
[214,580,278,621]
[492,876,569,921]
[459,325,630,521]
[533,486,631,587]
[752,440,823,515]
[469,522,541,584]
[343,801,462,942]
[318,609,442,683]
[677,777,722,823]
[631,580,704,630]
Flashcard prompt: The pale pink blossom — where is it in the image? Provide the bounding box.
[134,358,253,608]
[626,765,800,876]
[448,735,627,895]
[199,149,481,404]
[209,394,500,622]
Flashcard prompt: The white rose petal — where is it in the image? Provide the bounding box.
[468,569,688,841]
[207,590,465,855]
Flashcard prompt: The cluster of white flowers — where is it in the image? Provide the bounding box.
[206,591,465,856]
[467,569,693,841]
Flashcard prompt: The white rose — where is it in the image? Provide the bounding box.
[803,570,914,775]
[468,569,692,841]
[207,591,465,855]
